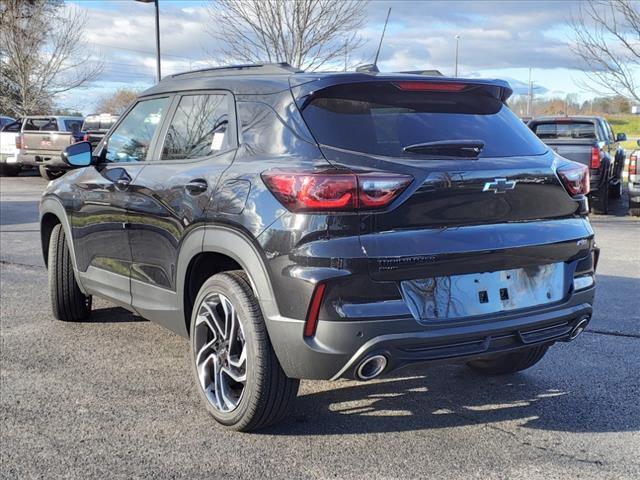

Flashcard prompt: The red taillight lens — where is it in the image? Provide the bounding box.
[15,134,23,149]
[590,146,601,169]
[393,81,467,92]
[557,162,590,196]
[304,283,326,338]
[83,134,88,142]
[629,155,637,175]
[262,170,412,213]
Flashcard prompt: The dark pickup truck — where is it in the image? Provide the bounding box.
[528,116,626,214]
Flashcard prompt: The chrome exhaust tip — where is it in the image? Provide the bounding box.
[355,354,388,381]
[569,316,590,341]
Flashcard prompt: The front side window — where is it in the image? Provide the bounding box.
[105,97,168,163]
[161,94,230,161]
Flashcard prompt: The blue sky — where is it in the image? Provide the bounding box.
[60,0,609,113]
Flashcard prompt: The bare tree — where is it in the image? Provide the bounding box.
[95,88,140,115]
[206,0,368,71]
[0,0,102,117]
[569,0,640,102]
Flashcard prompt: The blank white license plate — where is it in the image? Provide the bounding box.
[400,263,565,324]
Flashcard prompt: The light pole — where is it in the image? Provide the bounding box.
[135,0,161,83]
[454,35,460,77]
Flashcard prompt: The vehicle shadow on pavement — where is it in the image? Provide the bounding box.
[265,362,639,436]
[90,306,147,323]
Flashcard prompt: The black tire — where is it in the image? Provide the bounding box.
[190,270,299,432]
[466,345,549,375]
[0,164,21,176]
[39,166,64,180]
[48,224,92,321]
[592,184,609,214]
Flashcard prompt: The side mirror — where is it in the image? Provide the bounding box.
[616,132,627,142]
[637,139,640,147]
[62,141,92,167]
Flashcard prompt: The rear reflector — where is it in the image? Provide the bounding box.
[630,155,637,175]
[590,146,601,169]
[262,169,412,213]
[304,283,326,338]
[393,81,467,92]
[15,134,23,149]
[557,162,590,196]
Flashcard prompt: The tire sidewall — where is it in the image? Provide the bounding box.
[189,274,262,427]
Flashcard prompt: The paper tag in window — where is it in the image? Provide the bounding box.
[211,132,225,151]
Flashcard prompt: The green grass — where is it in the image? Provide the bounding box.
[605,114,640,151]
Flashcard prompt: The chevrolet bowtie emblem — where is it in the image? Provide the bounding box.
[483,178,517,194]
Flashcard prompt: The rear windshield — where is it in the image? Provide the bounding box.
[300,82,547,158]
[531,122,596,140]
[82,116,118,131]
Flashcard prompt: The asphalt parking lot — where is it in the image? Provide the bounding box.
[1,172,639,480]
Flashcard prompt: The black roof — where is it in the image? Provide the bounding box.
[140,62,513,100]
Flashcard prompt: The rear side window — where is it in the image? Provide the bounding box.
[300,82,547,158]
[64,120,83,132]
[161,94,230,160]
[532,122,596,139]
[105,97,168,163]
[23,118,56,131]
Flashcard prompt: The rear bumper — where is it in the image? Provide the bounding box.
[19,152,66,169]
[267,285,595,380]
[0,153,21,165]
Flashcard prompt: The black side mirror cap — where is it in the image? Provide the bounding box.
[616,132,627,142]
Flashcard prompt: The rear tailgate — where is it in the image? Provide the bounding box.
[529,120,598,168]
[298,79,592,286]
[23,131,73,156]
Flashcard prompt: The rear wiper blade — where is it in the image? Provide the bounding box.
[403,140,485,158]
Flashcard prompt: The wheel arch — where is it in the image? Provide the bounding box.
[179,226,280,337]
[39,196,88,294]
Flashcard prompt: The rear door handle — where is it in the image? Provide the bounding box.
[185,178,208,195]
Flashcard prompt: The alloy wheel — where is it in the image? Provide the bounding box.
[193,293,247,413]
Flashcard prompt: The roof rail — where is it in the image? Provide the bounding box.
[169,62,303,78]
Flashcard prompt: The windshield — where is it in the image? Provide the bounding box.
[300,82,547,158]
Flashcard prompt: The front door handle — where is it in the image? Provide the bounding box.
[185,178,208,195]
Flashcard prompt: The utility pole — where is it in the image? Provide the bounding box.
[136,0,161,83]
[454,35,460,77]
[527,67,533,116]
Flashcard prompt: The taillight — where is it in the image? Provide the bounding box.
[304,283,326,338]
[590,146,601,169]
[83,134,88,142]
[393,81,467,92]
[630,155,637,175]
[261,169,412,213]
[557,162,590,196]
[15,134,23,149]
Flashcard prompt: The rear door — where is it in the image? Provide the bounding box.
[126,91,237,331]
[298,80,592,282]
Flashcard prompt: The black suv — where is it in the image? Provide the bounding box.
[40,63,598,431]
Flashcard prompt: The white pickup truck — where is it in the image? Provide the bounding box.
[0,118,23,177]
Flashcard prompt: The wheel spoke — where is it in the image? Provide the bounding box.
[196,339,216,366]
[201,301,225,339]
[222,365,246,383]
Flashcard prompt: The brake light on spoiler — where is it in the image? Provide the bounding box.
[393,81,467,92]
[261,169,413,213]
